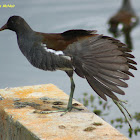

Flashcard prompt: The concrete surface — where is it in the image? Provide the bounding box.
[0,84,129,140]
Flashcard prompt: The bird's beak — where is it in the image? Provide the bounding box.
[0,23,8,31]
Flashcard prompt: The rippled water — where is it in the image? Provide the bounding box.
[0,0,140,139]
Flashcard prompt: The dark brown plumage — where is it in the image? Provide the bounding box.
[0,16,137,115]
[108,0,139,37]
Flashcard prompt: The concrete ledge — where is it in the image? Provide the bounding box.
[0,84,128,140]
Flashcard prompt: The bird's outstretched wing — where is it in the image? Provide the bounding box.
[64,34,137,101]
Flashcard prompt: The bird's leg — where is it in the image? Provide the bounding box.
[67,77,75,110]
[40,76,83,115]
[52,77,83,116]
[50,77,75,113]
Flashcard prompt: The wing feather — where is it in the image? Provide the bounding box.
[64,34,136,101]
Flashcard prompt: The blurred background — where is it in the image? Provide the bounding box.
[0,0,139,139]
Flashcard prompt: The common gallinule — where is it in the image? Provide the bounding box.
[0,16,137,117]
[108,0,139,50]
[108,0,139,37]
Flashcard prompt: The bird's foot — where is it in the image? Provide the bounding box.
[53,106,83,116]
[40,106,83,116]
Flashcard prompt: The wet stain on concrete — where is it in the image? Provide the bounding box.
[83,127,96,132]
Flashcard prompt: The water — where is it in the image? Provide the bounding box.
[0,0,140,139]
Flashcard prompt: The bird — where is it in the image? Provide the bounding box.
[0,16,137,116]
[108,0,139,38]
[108,0,139,50]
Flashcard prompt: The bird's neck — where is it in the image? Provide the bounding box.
[16,22,33,37]
[121,0,135,13]
[16,23,36,59]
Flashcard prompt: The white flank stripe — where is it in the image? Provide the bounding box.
[118,23,123,30]
[62,56,71,61]
[44,47,64,55]
[131,17,137,23]
[41,43,47,47]
[47,49,64,55]
[42,43,71,60]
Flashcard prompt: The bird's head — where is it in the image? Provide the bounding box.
[0,16,31,33]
